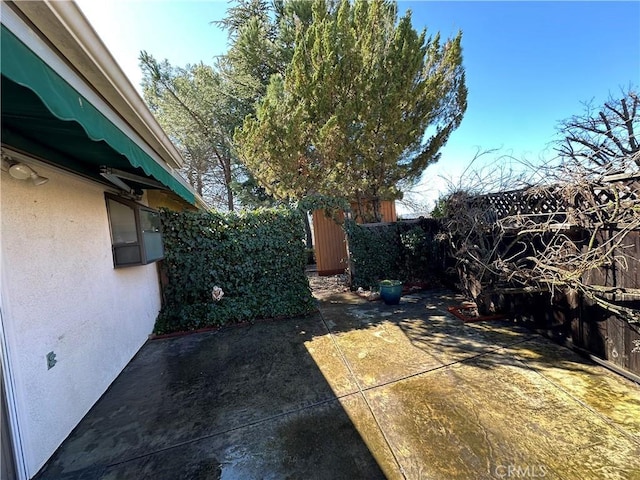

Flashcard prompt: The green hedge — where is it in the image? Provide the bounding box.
[154,207,315,334]
[345,218,445,289]
[344,220,401,288]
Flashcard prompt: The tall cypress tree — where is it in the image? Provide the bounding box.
[235,0,467,221]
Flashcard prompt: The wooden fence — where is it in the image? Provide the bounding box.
[312,200,397,276]
[575,229,640,376]
[312,210,348,276]
[455,176,640,379]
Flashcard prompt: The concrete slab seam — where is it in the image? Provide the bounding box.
[355,336,538,395]
[101,393,364,472]
[317,308,409,480]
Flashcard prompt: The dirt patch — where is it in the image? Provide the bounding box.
[308,274,438,302]
[307,273,351,298]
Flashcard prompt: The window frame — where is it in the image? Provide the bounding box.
[105,193,164,268]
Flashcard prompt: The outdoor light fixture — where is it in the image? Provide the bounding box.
[8,162,49,186]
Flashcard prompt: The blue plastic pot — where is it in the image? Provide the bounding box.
[379,280,403,305]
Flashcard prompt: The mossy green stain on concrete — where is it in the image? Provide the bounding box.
[34,288,640,480]
[366,357,640,480]
[506,338,640,440]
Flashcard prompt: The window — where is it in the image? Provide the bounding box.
[105,194,164,267]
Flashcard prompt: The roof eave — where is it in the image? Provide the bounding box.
[9,0,186,171]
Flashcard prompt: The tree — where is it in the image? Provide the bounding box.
[439,98,640,323]
[140,53,239,210]
[556,87,639,174]
[154,0,310,210]
[215,0,314,108]
[235,0,467,222]
[139,1,313,210]
[430,194,450,219]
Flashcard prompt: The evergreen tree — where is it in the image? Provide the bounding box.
[235,0,467,221]
[140,53,239,210]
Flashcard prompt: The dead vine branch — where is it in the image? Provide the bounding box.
[443,163,639,325]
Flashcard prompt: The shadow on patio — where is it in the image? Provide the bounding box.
[35,285,640,479]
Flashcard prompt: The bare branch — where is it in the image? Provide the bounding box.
[557,87,640,171]
[441,154,639,324]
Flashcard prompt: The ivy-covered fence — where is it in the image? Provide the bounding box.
[344,217,446,289]
[154,207,315,334]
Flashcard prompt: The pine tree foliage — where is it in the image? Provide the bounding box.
[216,0,314,112]
[235,0,467,221]
[140,53,239,209]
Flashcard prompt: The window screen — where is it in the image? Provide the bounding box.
[106,194,164,267]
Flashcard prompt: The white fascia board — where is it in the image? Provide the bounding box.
[43,1,187,170]
[1,4,187,182]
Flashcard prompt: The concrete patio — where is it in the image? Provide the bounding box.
[35,287,640,479]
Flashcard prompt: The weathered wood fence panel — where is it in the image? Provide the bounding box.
[312,201,397,276]
[456,181,640,378]
[574,229,640,376]
[312,210,348,276]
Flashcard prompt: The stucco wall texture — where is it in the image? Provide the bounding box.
[1,163,161,476]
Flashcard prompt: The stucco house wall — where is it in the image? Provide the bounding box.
[1,160,161,475]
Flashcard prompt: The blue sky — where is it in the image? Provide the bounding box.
[76,1,640,211]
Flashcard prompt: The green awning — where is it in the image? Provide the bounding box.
[0,25,195,205]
